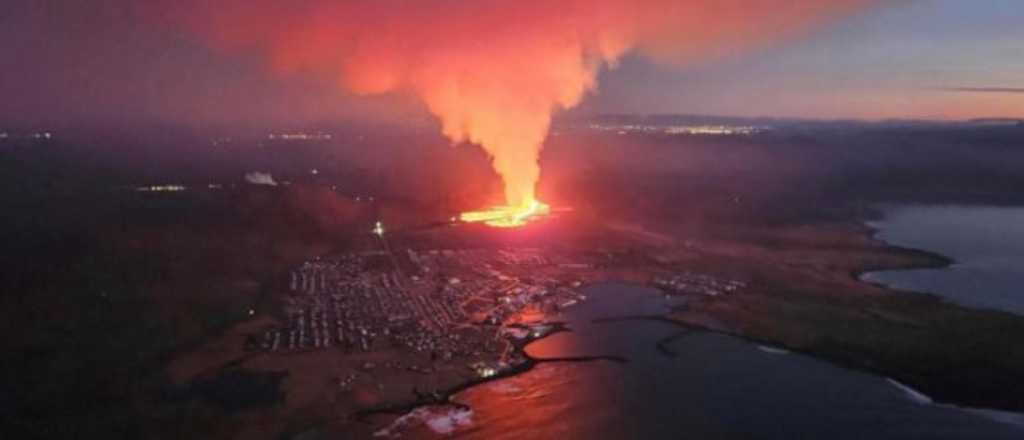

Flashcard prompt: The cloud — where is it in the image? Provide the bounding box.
[936,87,1024,94]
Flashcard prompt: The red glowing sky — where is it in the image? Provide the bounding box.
[151,0,874,207]
[1,0,1021,129]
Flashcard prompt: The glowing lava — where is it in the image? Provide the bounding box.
[460,199,551,228]
[158,1,872,230]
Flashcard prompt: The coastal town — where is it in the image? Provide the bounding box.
[247,247,591,376]
[652,271,747,297]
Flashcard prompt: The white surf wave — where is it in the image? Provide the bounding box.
[487,380,523,395]
[757,345,790,355]
[374,406,474,438]
[887,378,1024,430]
[886,378,933,405]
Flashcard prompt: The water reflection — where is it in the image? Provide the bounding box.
[394,284,1023,439]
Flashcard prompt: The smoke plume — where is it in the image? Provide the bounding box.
[157,0,870,206]
[245,171,278,186]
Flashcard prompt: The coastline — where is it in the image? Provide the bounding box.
[663,219,1024,413]
[886,378,1024,429]
[359,218,1024,432]
[854,219,955,283]
[354,320,625,422]
[166,216,1024,438]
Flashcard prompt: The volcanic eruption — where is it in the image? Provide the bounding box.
[157,0,870,227]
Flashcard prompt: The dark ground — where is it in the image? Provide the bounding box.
[2,118,1023,437]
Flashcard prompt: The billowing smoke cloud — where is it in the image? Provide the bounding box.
[245,171,278,186]
[157,0,870,207]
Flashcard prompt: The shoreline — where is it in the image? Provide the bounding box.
[364,275,1024,437]
[678,219,1024,413]
[353,320,626,422]
[851,220,955,285]
[886,378,1024,429]
[167,214,1024,437]
[356,219,1024,429]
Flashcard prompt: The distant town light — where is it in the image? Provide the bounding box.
[268,132,333,141]
[373,221,385,237]
[135,184,186,192]
[590,122,765,136]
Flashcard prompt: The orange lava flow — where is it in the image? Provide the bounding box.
[460,199,551,228]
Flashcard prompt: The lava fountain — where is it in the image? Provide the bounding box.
[460,199,552,228]
[156,0,873,228]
